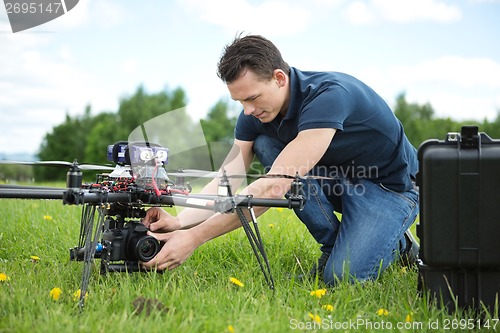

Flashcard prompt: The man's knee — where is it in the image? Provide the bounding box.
[323,258,385,286]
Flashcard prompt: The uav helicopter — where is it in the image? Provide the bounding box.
[0,140,308,309]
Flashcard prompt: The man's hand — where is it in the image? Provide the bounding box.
[142,207,181,233]
[141,229,200,271]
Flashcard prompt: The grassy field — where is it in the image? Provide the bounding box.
[0,197,497,332]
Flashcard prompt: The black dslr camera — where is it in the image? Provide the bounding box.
[102,222,162,262]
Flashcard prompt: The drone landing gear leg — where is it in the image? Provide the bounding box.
[78,205,105,310]
[236,206,275,290]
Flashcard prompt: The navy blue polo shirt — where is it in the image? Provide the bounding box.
[234,67,417,192]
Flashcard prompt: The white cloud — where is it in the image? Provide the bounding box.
[42,0,128,31]
[469,0,500,3]
[119,58,139,75]
[346,1,375,25]
[345,0,462,25]
[42,0,91,30]
[179,0,311,36]
[0,35,116,154]
[389,56,500,89]
[356,56,500,121]
[0,0,133,154]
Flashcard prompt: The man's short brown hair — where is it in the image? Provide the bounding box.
[217,34,290,83]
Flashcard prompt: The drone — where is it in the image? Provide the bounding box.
[0,141,306,309]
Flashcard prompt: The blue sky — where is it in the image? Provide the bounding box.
[1,0,499,155]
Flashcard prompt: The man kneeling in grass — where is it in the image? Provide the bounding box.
[142,34,419,285]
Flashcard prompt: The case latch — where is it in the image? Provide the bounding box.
[460,125,479,149]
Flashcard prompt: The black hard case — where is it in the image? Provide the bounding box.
[418,264,500,314]
[416,126,500,268]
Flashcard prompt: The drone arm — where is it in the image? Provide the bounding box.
[189,179,290,245]
[172,178,221,229]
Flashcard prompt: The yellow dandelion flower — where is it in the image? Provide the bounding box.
[268,223,275,229]
[43,215,53,220]
[73,289,88,301]
[309,288,327,298]
[0,272,10,282]
[322,304,334,311]
[405,313,413,322]
[228,325,235,333]
[229,277,244,288]
[30,255,40,262]
[50,287,62,301]
[376,308,389,316]
[276,208,284,212]
[308,312,321,323]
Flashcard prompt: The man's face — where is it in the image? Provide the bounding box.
[227,68,287,123]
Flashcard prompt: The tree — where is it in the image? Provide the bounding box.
[84,112,121,164]
[478,110,500,139]
[199,99,238,170]
[35,86,190,181]
[200,99,237,144]
[36,105,94,180]
[116,86,187,141]
[394,93,460,148]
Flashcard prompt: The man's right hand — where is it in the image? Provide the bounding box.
[142,207,181,233]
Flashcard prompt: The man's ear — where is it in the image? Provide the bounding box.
[273,69,287,88]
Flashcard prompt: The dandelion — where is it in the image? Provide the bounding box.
[268,223,275,229]
[73,289,88,301]
[322,304,334,311]
[229,277,244,288]
[0,272,10,282]
[405,313,413,322]
[308,312,321,324]
[228,325,235,333]
[50,287,62,301]
[376,308,389,316]
[30,255,40,263]
[276,208,284,212]
[309,288,327,298]
[43,215,53,220]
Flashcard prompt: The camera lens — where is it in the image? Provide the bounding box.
[134,236,160,262]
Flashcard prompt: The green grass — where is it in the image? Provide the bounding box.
[0,199,497,333]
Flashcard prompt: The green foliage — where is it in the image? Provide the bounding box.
[84,112,121,165]
[35,87,189,181]
[115,85,187,141]
[0,165,33,182]
[200,99,238,170]
[200,99,237,144]
[394,92,500,148]
[36,106,95,180]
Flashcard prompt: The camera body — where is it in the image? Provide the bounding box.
[102,222,162,262]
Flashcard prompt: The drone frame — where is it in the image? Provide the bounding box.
[0,157,306,310]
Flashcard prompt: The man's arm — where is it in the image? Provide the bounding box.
[143,139,255,232]
[175,139,255,227]
[141,128,336,270]
[193,128,337,238]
